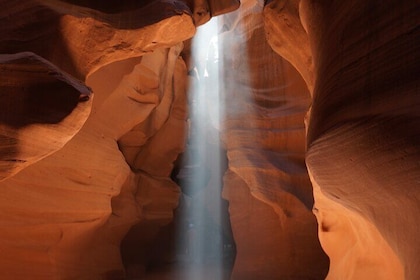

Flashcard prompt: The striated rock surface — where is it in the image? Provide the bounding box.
[303,1,420,279]
[0,0,245,277]
[0,52,92,181]
[0,0,196,181]
[218,1,329,278]
[265,0,420,279]
[0,0,196,278]
[1,0,329,278]
[264,0,313,92]
[0,44,188,279]
[2,0,418,279]
[0,0,196,79]
[311,180,404,280]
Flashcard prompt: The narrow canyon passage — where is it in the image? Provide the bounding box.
[1,0,418,279]
[119,4,328,279]
[118,5,329,278]
[120,17,235,280]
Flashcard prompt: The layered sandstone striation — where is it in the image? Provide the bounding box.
[0,0,196,181]
[304,1,420,278]
[0,0,196,279]
[218,2,328,278]
[1,0,418,279]
[265,0,419,279]
[264,0,313,92]
[0,52,92,181]
[0,0,247,279]
[0,45,189,280]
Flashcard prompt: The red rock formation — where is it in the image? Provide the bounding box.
[0,1,244,279]
[264,0,313,92]
[0,0,196,181]
[303,1,420,279]
[2,0,417,279]
[0,1,195,278]
[0,52,92,181]
[218,2,328,278]
[0,45,187,279]
[0,1,196,78]
[265,0,419,279]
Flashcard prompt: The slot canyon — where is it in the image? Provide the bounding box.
[0,0,418,279]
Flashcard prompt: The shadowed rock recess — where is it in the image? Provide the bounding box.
[0,0,418,279]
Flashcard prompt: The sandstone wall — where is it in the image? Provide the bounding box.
[218,2,328,278]
[265,0,419,279]
[304,1,419,278]
[0,1,195,279]
[1,0,417,279]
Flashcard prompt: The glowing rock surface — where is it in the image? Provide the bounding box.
[0,0,418,279]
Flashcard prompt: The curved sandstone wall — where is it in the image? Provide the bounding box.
[219,1,328,278]
[1,0,417,279]
[265,0,419,279]
[0,1,196,279]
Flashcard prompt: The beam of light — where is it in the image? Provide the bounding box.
[174,16,230,280]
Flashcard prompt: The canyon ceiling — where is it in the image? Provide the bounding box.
[0,0,419,280]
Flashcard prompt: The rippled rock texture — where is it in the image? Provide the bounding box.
[0,1,196,279]
[265,0,419,279]
[218,1,328,279]
[1,0,418,279]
